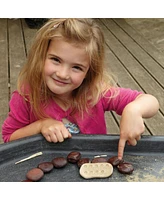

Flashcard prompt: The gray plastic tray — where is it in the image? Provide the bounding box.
[0,134,164,182]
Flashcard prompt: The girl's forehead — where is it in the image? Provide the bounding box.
[51,37,86,46]
[48,38,90,65]
[49,38,89,55]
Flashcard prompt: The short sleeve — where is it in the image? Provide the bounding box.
[102,87,143,115]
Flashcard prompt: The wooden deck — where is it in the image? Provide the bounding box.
[0,18,164,143]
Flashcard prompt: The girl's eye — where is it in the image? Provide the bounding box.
[73,66,83,71]
[51,57,60,63]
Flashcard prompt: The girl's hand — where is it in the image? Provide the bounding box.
[118,94,159,160]
[40,118,72,143]
[118,103,145,160]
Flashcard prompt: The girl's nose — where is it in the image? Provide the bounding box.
[56,67,70,79]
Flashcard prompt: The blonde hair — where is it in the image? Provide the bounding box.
[17,18,117,119]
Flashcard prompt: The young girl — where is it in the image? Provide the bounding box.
[2,18,159,159]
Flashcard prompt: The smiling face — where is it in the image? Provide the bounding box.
[44,38,90,100]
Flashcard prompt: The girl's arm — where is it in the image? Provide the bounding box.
[9,120,43,141]
[9,118,72,142]
[118,94,159,159]
[3,91,71,143]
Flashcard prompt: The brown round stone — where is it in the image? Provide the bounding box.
[91,157,107,163]
[107,156,124,167]
[26,168,44,181]
[52,157,68,168]
[67,151,81,163]
[37,162,54,173]
[117,162,134,174]
[77,158,90,168]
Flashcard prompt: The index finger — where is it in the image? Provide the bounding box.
[118,138,126,160]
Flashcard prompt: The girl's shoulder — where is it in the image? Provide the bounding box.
[102,87,143,98]
[101,87,120,99]
[101,87,143,114]
[11,90,30,103]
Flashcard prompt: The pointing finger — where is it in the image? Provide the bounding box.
[118,138,126,160]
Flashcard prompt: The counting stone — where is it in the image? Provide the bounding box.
[37,162,54,173]
[77,158,90,168]
[117,162,134,174]
[26,168,44,181]
[67,151,81,163]
[107,156,124,167]
[52,157,68,168]
[91,157,107,163]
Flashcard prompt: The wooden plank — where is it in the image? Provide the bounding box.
[98,19,164,108]
[8,19,26,94]
[0,19,9,143]
[21,19,37,54]
[104,47,142,91]
[105,112,119,134]
[97,19,164,135]
[0,19,26,143]
[99,19,164,113]
[0,19,36,144]
[109,19,164,89]
[104,46,150,135]
[116,18,164,68]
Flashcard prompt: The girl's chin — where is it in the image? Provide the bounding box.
[51,91,71,98]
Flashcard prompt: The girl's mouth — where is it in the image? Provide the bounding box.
[54,78,69,85]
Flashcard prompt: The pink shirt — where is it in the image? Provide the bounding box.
[2,88,142,142]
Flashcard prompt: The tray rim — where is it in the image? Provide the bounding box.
[0,134,164,152]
